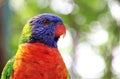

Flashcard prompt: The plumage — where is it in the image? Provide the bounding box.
[1,13,70,79]
[10,42,68,79]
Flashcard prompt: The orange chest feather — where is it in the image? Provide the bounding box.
[10,42,68,79]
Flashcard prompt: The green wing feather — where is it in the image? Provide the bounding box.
[1,59,14,79]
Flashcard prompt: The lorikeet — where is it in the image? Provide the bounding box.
[1,13,70,79]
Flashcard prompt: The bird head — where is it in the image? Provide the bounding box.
[20,13,66,48]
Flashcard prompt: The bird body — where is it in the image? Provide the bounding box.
[1,13,70,79]
[10,42,68,79]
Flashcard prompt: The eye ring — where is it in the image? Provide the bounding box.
[42,19,50,25]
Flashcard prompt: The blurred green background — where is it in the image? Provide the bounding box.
[0,0,120,79]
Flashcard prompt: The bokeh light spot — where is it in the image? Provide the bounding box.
[58,30,73,69]
[112,46,120,74]
[109,0,120,21]
[50,0,74,15]
[75,43,105,78]
[88,22,108,46]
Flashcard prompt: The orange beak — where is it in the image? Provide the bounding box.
[55,24,66,38]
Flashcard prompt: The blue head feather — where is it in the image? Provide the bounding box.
[28,13,63,48]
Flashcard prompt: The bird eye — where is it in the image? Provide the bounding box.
[42,19,50,25]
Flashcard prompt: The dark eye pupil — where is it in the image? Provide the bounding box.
[43,19,50,25]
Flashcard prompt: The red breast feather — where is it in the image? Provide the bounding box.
[10,42,69,79]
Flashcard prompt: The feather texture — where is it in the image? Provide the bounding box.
[10,42,69,79]
[1,59,14,79]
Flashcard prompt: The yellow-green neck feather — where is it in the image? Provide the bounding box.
[19,22,32,44]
